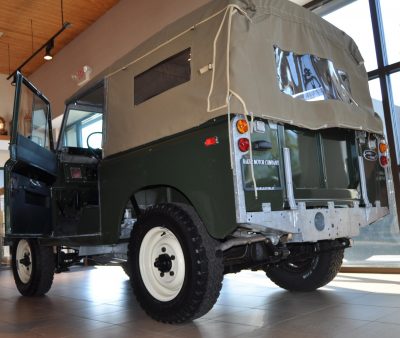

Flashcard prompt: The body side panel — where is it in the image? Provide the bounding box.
[99,117,238,242]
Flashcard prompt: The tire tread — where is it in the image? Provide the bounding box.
[266,244,344,292]
[12,239,55,297]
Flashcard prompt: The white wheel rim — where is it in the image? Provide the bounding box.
[16,240,33,284]
[139,226,185,302]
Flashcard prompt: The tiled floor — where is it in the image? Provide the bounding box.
[0,265,400,338]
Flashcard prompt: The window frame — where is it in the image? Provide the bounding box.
[14,77,55,152]
[57,81,104,151]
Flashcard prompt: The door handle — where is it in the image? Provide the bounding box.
[252,140,272,150]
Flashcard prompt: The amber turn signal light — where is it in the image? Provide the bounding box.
[236,119,249,134]
[379,142,388,153]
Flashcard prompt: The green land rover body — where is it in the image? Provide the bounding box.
[5,0,389,323]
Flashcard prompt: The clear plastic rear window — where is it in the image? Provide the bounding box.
[274,46,356,104]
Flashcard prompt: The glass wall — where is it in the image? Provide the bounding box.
[322,0,377,71]
[315,0,400,268]
[380,0,400,64]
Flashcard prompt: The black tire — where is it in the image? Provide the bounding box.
[128,203,223,323]
[266,243,344,291]
[11,239,55,296]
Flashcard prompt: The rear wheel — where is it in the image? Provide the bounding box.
[128,203,223,323]
[266,243,344,291]
[11,239,55,296]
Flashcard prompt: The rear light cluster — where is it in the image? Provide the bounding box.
[236,119,249,152]
[378,139,389,168]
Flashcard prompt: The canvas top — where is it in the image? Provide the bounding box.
[67,0,382,157]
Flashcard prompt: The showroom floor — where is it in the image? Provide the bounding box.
[0,265,400,338]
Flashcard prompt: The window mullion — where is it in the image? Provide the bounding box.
[368,61,400,80]
[369,0,400,224]
[369,0,387,68]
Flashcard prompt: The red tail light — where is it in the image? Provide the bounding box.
[238,138,250,152]
[380,155,388,167]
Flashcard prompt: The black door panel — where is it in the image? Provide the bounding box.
[14,135,57,176]
[6,72,56,237]
[9,172,52,235]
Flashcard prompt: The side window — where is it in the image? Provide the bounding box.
[17,82,51,150]
[134,48,191,105]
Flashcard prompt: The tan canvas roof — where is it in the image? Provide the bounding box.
[68,0,382,158]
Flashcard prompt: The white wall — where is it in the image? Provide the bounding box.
[29,0,210,118]
[0,151,9,166]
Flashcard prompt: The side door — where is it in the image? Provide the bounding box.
[5,72,57,237]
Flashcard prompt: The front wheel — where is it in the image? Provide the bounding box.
[11,239,55,296]
[266,242,344,291]
[128,204,223,323]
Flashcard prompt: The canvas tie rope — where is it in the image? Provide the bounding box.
[209,6,258,199]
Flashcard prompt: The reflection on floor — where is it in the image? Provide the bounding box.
[1,266,400,338]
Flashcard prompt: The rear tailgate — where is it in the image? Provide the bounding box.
[242,121,388,211]
[285,126,359,206]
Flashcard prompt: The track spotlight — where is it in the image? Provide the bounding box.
[11,74,17,86]
[7,22,70,81]
[44,40,54,60]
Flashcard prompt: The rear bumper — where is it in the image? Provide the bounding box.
[244,202,389,242]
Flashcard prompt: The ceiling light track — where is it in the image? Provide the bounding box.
[7,22,71,81]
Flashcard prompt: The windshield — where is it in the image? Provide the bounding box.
[63,109,102,148]
[60,84,104,149]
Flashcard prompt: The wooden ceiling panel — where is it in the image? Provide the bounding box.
[0,0,120,76]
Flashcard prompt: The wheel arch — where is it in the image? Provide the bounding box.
[115,184,201,239]
[134,184,193,214]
